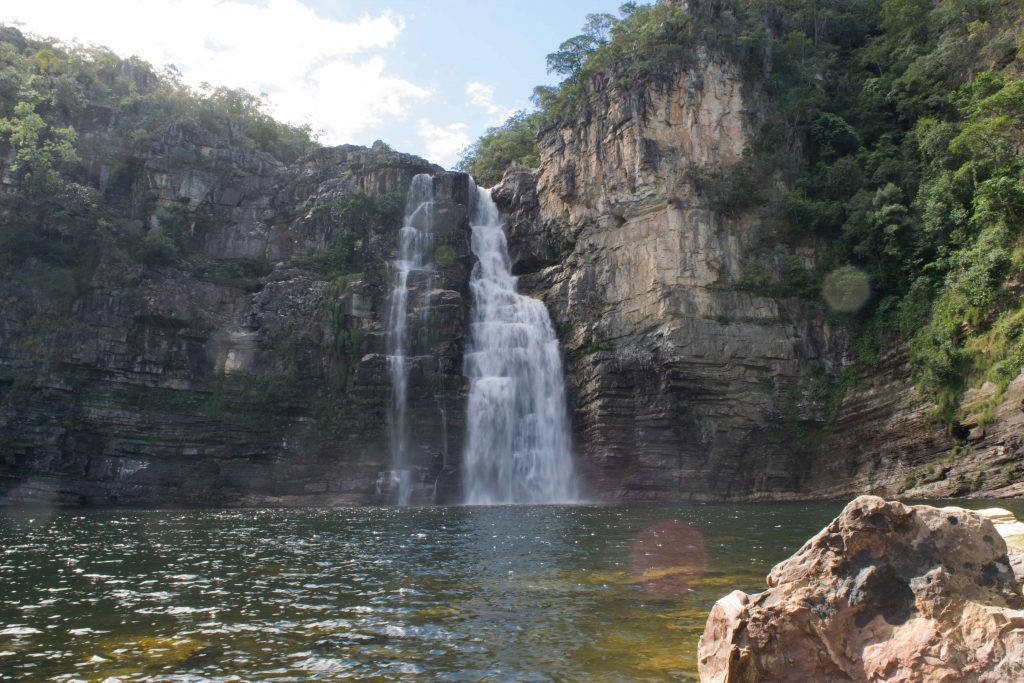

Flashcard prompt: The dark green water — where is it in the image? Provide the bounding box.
[2,500,1021,682]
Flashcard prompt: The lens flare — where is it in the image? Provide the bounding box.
[822,266,870,313]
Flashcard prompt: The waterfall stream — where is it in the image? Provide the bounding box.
[462,183,577,504]
[385,174,435,505]
[385,175,576,505]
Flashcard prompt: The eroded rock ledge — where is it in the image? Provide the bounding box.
[698,495,1024,682]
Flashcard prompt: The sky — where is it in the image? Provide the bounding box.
[3,0,633,168]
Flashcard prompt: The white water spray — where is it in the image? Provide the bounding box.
[463,184,577,504]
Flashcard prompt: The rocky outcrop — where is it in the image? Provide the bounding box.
[801,347,957,498]
[497,53,844,500]
[698,496,1024,682]
[978,507,1024,585]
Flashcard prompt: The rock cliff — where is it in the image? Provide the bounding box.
[0,51,475,505]
[494,47,1024,501]
[806,349,1024,500]
[496,54,849,500]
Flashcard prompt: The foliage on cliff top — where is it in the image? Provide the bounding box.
[532,2,694,117]
[455,3,684,180]
[455,3,688,182]
[0,26,316,164]
[0,25,319,296]
[455,111,542,186]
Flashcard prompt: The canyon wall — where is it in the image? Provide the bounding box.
[2,28,1022,505]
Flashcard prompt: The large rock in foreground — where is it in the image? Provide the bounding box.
[698,496,1024,682]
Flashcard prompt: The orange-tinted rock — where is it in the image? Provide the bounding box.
[698,495,1024,682]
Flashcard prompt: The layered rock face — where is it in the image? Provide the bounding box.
[808,348,1024,500]
[497,54,845,500]
[1,101,475,505]
[698,496,1024,682]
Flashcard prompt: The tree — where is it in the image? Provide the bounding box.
[546,13,619,77]
[456,111,542,186]
[546,35,598,77]
[808,112,862,162]
[582,12,617,43]
[0,101,80,201]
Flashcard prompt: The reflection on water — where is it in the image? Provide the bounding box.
[2,500,1019,681]
[630,520,708,595]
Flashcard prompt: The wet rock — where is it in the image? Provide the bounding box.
[697,496,1024,682]
[492,169,560,275]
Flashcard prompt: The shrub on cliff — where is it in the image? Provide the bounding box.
[299,193,405,277]
[0,95,102,279]
[135,227,178,266]
[456,111,542,186]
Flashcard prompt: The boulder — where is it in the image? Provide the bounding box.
[698,495,1024,682]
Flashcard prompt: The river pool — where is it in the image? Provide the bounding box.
[2,500,1021,682]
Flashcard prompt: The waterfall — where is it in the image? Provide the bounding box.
[463,184,577,504]
[385,174,435,505]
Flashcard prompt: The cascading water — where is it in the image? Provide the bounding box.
[385,174,436,505]
[463,183,578,504]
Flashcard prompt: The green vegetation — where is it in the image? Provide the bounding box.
[0,27,315,165]
[0,87,102,283]
[434,244,457,268]
[737,256,821,300]
[456,4,694,181]
[455,110,542,185]
[509,0,1024,426]
[573,332,613,359]
[778,364,858,445]
[532,3,700,117]
[0,25,317,306]
[299,193,404,277]
[192,256,275,292]
[0,35,314,162]
[311,277,374,437]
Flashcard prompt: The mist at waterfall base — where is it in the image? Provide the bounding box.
[384,173,577,505]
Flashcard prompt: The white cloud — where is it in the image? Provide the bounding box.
[466,82,515,125]
[417,120,470,169]
[6,0,430,143]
